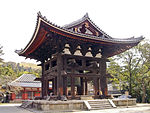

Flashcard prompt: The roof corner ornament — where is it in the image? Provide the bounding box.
[140,35,145,40]
[84,13,89,18]
[37,11,42,17]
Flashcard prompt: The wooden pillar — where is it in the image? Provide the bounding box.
[97,78,100,94]
[57,53,63,98]
[63,77,68,96]
[80,77,84,95]
[52,78,54,94]
[99,60,108,98]
[82,78,86,95]
[71,77,75,98]
[54,77,57,95]
[46,79,49,96]
[22,88,28,100]
[85,78,88,95]
[41,62,47,98]
[93,78,98,96]
[11,93,16,100]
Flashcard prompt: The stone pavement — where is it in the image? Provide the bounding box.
[0,103,150,113]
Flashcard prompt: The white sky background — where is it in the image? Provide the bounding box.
[0,0,150,64]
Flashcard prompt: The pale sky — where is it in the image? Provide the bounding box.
[0,0,150,64]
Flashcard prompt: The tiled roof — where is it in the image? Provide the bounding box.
[8,74,51,88]
[15,12,144,60]
[36,12,144,44]
[14,74,36,82]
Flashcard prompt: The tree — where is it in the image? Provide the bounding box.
[0,45,4,63]
[107,58,127,91]
[108,40,150,103]
[0,62,41,95]
[135,42,150,102]
[0,65,17,86]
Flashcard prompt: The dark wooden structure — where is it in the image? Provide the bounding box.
[16,12,143,99]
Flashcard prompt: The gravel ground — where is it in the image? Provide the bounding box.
[0,103,32,113]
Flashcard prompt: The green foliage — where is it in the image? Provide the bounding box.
[108,40,150,103]
[0,62,41,86]
[0,65,16,86]
[0,44,41,94]
[0,45,4,63]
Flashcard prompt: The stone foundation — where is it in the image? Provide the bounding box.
[31,100,85,111]
[112,98,136,106]
[22,98,137,111]
[80,95,94,100]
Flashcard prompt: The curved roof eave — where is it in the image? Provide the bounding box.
[18,14,42,55]
[17,12,144,56]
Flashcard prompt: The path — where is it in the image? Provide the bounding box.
[0,103,33,113]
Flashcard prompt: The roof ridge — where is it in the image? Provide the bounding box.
[63,13,112,38]
[63,13,88,28]
[38,13,144,43]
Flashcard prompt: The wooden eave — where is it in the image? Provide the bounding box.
[16,13,144,61]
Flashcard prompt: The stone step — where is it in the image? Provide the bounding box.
[88,101,108,103]
[90,106,112,109]
[90,107,112,109]
[87,100,113,110]
[88,102,109,104]
[90,104,111,107]
[90,105,112,108]
[90,107,112,110]
[88,100,108,102]
[88,102,110,105]
[89,102,111,105]
[20,101,33,108]
[90,105,112,109]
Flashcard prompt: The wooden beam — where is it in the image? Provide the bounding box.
[62,73,101,77]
